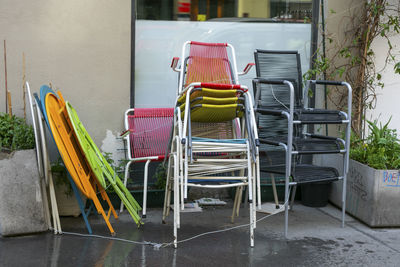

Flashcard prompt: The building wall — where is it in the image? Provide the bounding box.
[366,0,400,135]
[0,0,131,159]
[0,0,313,164]
[321,0,366,136]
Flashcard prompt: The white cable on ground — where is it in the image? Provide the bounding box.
[60,200,288,250]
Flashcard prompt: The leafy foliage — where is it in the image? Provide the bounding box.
[154,162,167,189]
[350,118,400,169]
[51,158,73,196]
[0,113,35,151]
[305,1,400,138]
[103,152,130,192]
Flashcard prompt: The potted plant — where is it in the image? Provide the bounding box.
[50,158,87,217]
[0,113,47,235]
[324,118,400,226]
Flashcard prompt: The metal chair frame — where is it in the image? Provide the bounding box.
[120,108,174,218]
[252,49,352,237]
[164,41,259,248]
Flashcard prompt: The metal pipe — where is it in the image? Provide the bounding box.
[130,0,136,108]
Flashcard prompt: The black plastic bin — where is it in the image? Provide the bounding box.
[301,182,331,207]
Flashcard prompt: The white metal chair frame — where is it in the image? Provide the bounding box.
[26,82,61,234]
[164,41,260,248]
[120,108,173,218]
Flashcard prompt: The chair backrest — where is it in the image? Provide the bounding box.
[254,50,303,108]
[179,41,239,93]
[253,50,304,164]
[185,41,233,86]
[177,42,243,140]
[127,108,174,160]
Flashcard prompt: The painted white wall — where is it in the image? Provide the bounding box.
[0,0,131,161]
[366,5,400,135]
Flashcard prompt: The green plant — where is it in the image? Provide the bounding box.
[305,0,400,137]
[0,113,35,151]
[103,152,130,192]
[154,162,167,189]
[350,118,400,169]
[51,158,73,196]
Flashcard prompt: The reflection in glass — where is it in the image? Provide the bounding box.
[136,0,312,22]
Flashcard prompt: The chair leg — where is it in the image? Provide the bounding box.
[342,181,346,228]
[231,186,240,223]
[284,183,290,239]
[237,186,243,216]
[270,174,280,209]
[252,163,257,228]
[142,159,151,219]
[289,185,297,210]
[67,174,93,235]
[249,189,255,247]
[162,157,172,223]
[120,160,133,213]
[173,154,179,248]
[342,155,347,228]
[39,177,51,231]
[48,173,62,234]
[256,155,262,208]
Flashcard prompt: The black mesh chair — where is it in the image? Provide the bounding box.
[253,50,352,237]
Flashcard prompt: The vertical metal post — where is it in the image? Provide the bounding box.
[321,0,328,135]
[4,40,8,114]
[305,0,320,162]
[309,0,320,110]
[130,0,136,108]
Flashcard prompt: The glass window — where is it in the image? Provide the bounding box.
[136,0,312,22]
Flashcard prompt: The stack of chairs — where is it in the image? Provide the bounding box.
[252,49,352,237]
[162,41,259,247]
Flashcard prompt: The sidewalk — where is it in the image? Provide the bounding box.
[0,202,399,266]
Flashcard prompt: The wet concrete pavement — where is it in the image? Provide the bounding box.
[1,202,399,266]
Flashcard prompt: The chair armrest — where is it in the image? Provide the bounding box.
[309,80,344,86]
[256,107,286,116]
[305,133,340,141]
[305,80,350,106]
[259,138,281,146]
[253,78,296,85]
[238,63,255,76]
[171,57,180,72]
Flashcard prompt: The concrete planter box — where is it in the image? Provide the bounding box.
[0,149,47,236]
[318,154,400,227]
[54,182,85,217]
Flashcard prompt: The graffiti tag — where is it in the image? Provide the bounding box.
[348,167,368,201]
[383,171,400,187]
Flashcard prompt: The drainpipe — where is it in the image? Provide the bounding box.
[309,0,320,138]
[310,0,320,110]
[130,0,136,108]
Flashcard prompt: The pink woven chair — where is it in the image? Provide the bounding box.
[120,108,174,218]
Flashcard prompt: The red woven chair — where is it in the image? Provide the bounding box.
[120,108,174,218]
